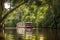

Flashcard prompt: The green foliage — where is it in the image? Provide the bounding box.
[4,0,49,27]
[3,0,60,28]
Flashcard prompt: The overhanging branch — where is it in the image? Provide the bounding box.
[0,1,27,23]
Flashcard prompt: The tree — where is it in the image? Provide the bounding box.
[0,0,28,40]
[0,0,29,23]
[0,0,5,40]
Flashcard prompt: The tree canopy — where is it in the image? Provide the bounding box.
[0,0,60,28]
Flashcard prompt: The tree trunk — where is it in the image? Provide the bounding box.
[0,0,5,40]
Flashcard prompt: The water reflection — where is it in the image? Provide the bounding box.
[39,34,45,40]
[5,28,60,40]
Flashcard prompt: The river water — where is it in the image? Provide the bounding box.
[5,28,60,40]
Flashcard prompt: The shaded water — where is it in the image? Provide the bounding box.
[5,28,60,40]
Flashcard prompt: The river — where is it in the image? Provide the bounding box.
[5,28,60,40]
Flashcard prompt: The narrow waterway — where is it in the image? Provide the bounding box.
[5,28,60,40]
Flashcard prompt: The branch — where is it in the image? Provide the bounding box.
[0,1,26,23]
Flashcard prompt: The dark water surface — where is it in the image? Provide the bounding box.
[5,28,60,40]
